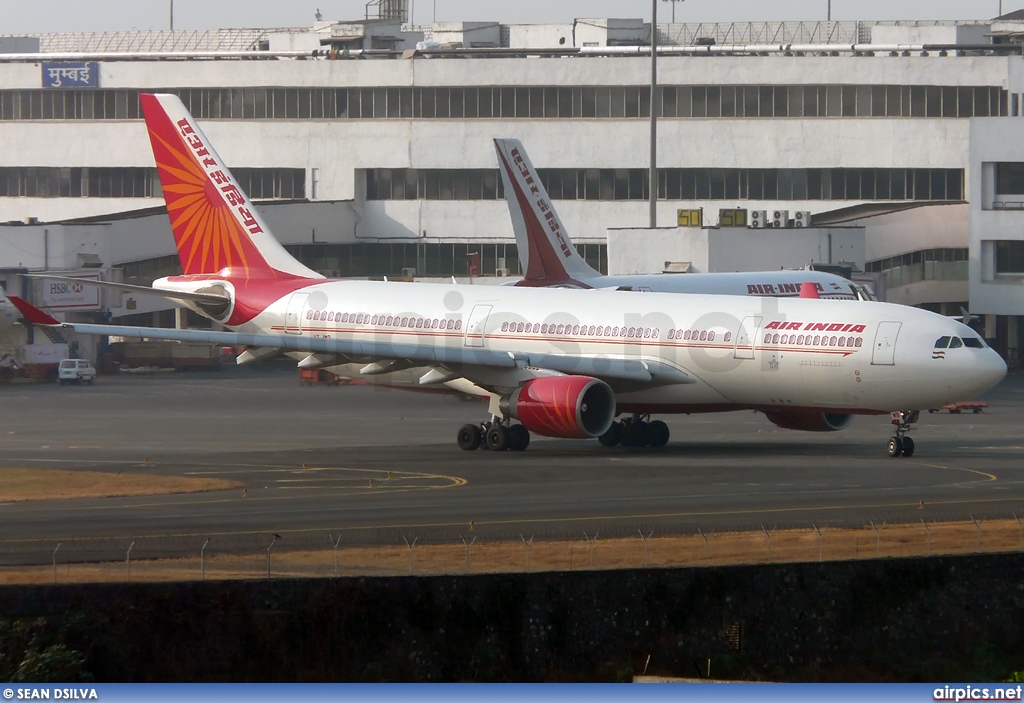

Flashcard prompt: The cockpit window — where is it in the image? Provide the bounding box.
[934,336,951,349]
[949,337,964,349]
[962,337,985,349]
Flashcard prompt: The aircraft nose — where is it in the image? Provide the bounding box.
[965,348,1008,396]
[985,349,1009,387]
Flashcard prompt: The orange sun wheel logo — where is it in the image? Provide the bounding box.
[149,128,254,277]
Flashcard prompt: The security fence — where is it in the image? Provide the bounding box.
[2,513,1023,585]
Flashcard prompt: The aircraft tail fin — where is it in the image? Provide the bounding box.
[7,296,60,325]
[494,138,600,286]
[139,93,322,281]
[799,282,821,299]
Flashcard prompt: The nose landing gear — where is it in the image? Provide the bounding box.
[887,410,918,457]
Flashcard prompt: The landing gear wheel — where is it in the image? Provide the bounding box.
[457,423,482,451]
[622,420,649,447]
[888,410,919,458]
[647,420,670,448]
[598,421,622,447]
[507,424,530,451]
[485,424,509,451]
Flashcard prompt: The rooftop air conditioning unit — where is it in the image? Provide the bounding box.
[794,211,812,228]
[750,210,768,229]
[495,267,509,277]
[772,210,789,228]
[401,267,417,278]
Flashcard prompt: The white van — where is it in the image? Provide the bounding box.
[58,358,96,385]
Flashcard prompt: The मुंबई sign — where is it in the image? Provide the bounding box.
[41,62,99,89]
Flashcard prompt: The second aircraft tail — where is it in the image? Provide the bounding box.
[494,138,601,286]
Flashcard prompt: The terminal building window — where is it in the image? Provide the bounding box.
[865,248,968,288]
[367,167,964,202]
[121,254,182,286]
[0,85,1007,121]
[995,241,1024,274]
[995,163,1024,195]
[279,242,606,278]
[0,167,304,199]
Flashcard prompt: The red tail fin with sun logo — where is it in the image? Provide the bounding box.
[139,93,321,281]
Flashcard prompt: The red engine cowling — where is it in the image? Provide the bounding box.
[763,410,853,432]
[500,376,615,439]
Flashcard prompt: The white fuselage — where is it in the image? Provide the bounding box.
[573,270,873,301]
[167,276,1005,415]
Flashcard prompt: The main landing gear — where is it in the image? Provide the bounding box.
[886,410,919,458]
[598,414,670,448]
[457,419,530,452]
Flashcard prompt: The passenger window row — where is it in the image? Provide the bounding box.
[305,309,462,331]
[667,329,731,342]
[764,333,863,348]
[500,321,660,339]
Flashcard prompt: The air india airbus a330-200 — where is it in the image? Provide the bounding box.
[9,94,1006,457]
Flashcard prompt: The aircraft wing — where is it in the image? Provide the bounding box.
[7,291,696,388]
[39,320,694,387]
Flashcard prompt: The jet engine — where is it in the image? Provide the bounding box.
[762,410,853,432]
[500,376,615,438]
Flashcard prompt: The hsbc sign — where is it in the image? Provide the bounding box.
[41,274,100,311]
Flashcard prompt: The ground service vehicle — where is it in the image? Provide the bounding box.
[58,358,96,385]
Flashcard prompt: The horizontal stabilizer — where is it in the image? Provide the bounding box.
[26,274,230,307]
[958,306,979,326]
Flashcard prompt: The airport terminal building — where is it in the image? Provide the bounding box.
[2,9,1024,361]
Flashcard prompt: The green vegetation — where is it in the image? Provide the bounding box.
[0,618,92,683]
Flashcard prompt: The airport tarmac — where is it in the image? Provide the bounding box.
[1,366,1022,555]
